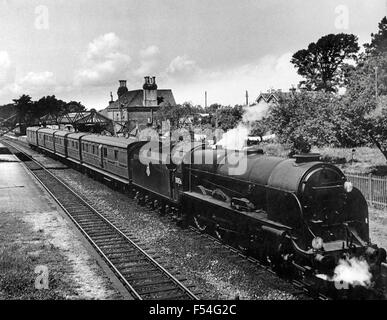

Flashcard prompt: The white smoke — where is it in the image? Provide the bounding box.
[216,103,270,150]
[216,124,250,150]
[332,257,372,288]
[242,103,270,123]
[316,257,372,288]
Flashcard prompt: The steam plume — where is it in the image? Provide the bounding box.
[316,257,372,288]
[216,103,270,150]
[332,257,372,287]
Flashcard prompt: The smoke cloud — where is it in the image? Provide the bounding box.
[316,257,372,289]
[216,103,270,150]
[332,257,372,288]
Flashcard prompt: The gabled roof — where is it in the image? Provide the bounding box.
[40,111,113,125]
[256,93,280,103]
[107,89,176,110]
[76,111,112,124]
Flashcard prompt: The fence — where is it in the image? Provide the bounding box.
[346,173,387,208]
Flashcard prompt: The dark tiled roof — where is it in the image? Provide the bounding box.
[157,89,176,106]
[256,93,279,103]
[256,91,297,104]
[107,89,176,110]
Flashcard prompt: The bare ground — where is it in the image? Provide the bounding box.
[0,172,122,299]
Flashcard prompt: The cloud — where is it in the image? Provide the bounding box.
[0,51,11,70]
[0,71,56,98]
[166,55,201,78]
[135,45,161,76]
[0,51,13,86]
[74,32,131,86]
[139,45,160,59]
[18,71,55,88]
[165,52,302,105]
[0,50,58,99]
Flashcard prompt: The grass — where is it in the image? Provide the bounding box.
[259,143,387,176]
[0,216,77,300]
[312,146,387,176]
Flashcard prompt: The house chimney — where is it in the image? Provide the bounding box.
[143,75,158,107]
[109,91,114,105]
[143,76,157,90]
[117,80,128,97]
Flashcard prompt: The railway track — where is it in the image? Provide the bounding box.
[3,139,199,300]
[4,137,333,300]
[185,226,329,300]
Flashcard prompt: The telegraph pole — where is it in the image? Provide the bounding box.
[205,91,207,109]
[245,90,249,106]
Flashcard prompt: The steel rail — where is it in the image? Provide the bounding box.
[3,139,198,300]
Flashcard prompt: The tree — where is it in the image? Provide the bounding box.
[64,101,86,114]
[156,102,195,129]
[291,33,359,92]
[267,91,342,153]
[216,105,243,131]
[364,17,387,56]
[343,51,387,159]
[35,95,67,123]
[13,95,34,126]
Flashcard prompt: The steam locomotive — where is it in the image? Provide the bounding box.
[25,127,387,297]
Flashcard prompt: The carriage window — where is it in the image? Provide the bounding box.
[114,150,118,161]
[82,143,84,151]
[86,144,89,153]
[103,147,107,157]
[92,145,95,154]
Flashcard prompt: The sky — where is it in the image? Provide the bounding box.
[0,0,386,109]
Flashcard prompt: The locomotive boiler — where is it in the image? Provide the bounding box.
[180,146,386,288]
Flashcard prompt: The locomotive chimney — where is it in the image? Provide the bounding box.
[294,153,321,163]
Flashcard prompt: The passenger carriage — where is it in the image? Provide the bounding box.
[26,127,40,148]
[80,135,137,185]
[54,130,72,158]
[66,132,89,164]
[37,128,57,153]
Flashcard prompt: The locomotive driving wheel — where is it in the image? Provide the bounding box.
[193,215,208,232]
[214,224,227,242]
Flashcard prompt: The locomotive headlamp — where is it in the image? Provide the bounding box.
[312,237,324,250]
[344,181,353,193]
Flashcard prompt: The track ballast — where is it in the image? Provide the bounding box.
[3,140,198,300]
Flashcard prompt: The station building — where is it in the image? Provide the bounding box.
[101,77,176,134]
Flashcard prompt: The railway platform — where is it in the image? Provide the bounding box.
[0,142,132,299]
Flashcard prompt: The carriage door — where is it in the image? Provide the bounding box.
[98,144,103,168]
